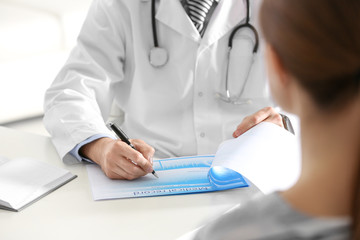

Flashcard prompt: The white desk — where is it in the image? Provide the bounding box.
[0,127,262,240]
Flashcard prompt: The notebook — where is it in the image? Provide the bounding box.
[0,157,77,211]
[87,122,301,200]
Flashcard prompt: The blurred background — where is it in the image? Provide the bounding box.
[0,0,92,136]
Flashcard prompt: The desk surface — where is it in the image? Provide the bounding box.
[0,127,262,240]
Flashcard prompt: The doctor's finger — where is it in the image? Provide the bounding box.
[121,145,154,174]
[233,107,279,137]
[114,157,148,180]
[131,139,155,162]
[105,160,146,180]
[263,112,284,128]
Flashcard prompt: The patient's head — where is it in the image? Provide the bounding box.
[260,0,360,114]
[259,0,360,238]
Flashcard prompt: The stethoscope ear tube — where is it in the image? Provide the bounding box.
[228,23,259,54]
[228,0,259,53]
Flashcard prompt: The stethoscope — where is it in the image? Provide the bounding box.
[149,0,259,104]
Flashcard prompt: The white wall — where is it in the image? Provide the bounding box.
[0,0,92,124]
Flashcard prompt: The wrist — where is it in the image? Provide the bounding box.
[79,137,113,165]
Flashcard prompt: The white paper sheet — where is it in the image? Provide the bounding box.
[213,122,301,194]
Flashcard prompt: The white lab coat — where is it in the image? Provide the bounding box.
[44,0,273,163]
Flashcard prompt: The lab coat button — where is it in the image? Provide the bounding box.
[200,132,205,138]
[198,92,203,97]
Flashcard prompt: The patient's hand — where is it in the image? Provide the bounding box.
[233,107,284,138]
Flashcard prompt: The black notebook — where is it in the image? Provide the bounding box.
[0,156,76,211]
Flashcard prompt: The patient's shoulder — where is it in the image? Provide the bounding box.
[195,192,350,240]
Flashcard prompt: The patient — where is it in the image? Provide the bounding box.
[193,0,360,239]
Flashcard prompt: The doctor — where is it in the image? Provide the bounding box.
[44,0,283,180]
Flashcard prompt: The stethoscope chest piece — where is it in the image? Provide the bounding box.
[149,47,168,67]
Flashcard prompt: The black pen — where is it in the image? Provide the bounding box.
[107,122,159,178]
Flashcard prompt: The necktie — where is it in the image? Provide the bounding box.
[186,0,218,36]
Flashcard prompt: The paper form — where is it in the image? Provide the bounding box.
[87,155,248,200]
[87,122,301,200]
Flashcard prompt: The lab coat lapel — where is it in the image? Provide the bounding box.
[201,0,246,49]
[156,0,201,43]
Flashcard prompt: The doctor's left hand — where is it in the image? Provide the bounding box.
[80,137,155,180]
[233,107,284,138]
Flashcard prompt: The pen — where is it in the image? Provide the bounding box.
[107,122,159,178]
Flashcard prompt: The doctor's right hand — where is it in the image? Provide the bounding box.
[80,137,155,180]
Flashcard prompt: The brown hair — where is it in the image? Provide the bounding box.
[260,0,360,110]
[260,0,360,238]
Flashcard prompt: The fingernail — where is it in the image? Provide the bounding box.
[145,163,153,172]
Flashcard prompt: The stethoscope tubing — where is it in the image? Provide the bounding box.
[149,0,259,105]
[151,0,159,48]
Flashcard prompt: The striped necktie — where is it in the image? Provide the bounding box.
[186,0,218,36]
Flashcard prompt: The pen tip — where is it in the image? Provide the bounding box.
[152,171,159,178]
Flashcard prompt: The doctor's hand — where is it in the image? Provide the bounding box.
[80,137,155,180]
[233,107,284,138]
